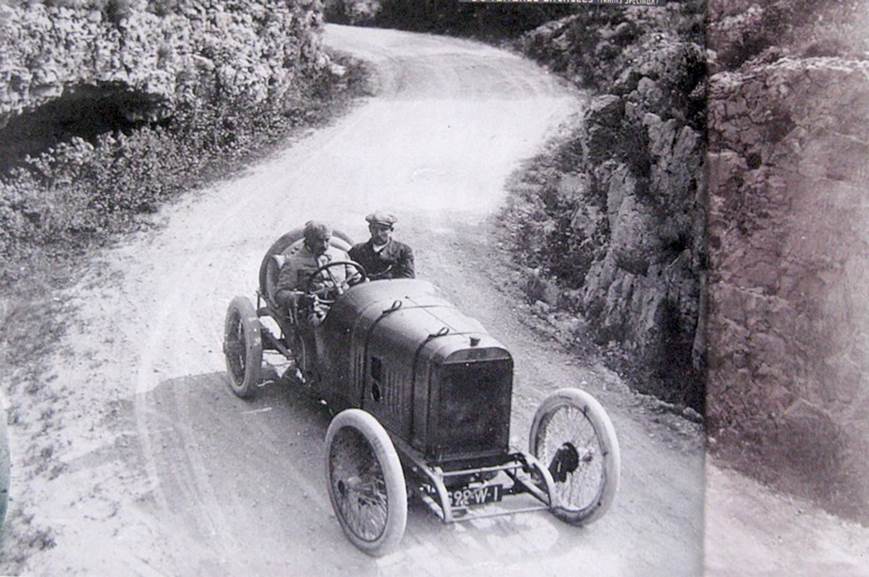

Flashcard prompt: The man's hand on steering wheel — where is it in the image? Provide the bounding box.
[305,261,368,305]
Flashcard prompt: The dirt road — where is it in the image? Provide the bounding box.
[5,25,707,576]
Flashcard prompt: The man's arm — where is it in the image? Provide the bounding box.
[274,257,305,308]
[276,257,298,293]
[394,243,415,279]
[348,243,369,276]
[348,243,362,264]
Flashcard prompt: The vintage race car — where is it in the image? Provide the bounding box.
[223,228,621,556]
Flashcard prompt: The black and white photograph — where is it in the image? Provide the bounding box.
[0,1,867,575]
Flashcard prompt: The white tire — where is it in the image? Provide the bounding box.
[325,409,407,556]
[530,388,620,525]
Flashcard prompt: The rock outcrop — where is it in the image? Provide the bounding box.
[706,0,869,522]
[0,0,326,140]
[504,3,707,409]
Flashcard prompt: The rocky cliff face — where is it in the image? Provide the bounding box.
[706,0,869,521]
[0,0,326,162]
[503,4,707,409]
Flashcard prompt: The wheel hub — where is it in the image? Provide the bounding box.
[549,442,581,482]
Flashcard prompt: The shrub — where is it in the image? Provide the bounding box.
[0,58,360,285]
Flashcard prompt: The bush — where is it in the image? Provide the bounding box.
[0,59,361,286]
[7,0,139,21]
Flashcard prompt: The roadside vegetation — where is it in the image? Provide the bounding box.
[0,62,368,288]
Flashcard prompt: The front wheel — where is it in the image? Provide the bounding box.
[530,388,620,526]
[325,409,407,556]
[223,296,263,398]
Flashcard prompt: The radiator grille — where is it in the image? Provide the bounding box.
[434,359,512,457]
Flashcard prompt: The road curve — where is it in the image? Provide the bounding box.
[17,25,704,577]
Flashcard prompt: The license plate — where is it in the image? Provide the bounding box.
[448,484,503,508]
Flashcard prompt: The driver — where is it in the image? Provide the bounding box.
[274,221,359,326]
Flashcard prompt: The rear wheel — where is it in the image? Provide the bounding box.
[325,409,407,556]
[530,388,620,526]
[223,296,263,398]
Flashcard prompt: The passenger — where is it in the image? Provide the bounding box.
[348,211,415,280]
[274,221,359,326]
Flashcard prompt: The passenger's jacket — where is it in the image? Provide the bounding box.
[349,239,415,280]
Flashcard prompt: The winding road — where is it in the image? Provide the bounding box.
[12,25,707,577]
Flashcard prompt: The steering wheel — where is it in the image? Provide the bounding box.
[305,261,368,305]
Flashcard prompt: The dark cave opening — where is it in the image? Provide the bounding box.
[0,82,165,172]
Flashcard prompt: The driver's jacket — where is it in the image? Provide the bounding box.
[275,244,356,325]
[277,244,352,294]
[275,243,353,291]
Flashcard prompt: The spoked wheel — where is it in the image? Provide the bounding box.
[530,388,621,526]
[325,409,407,556]
[223,296,263,398]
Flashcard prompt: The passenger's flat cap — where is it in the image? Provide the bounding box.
[365,211,398,226]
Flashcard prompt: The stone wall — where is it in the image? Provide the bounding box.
[706,0,869,521]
